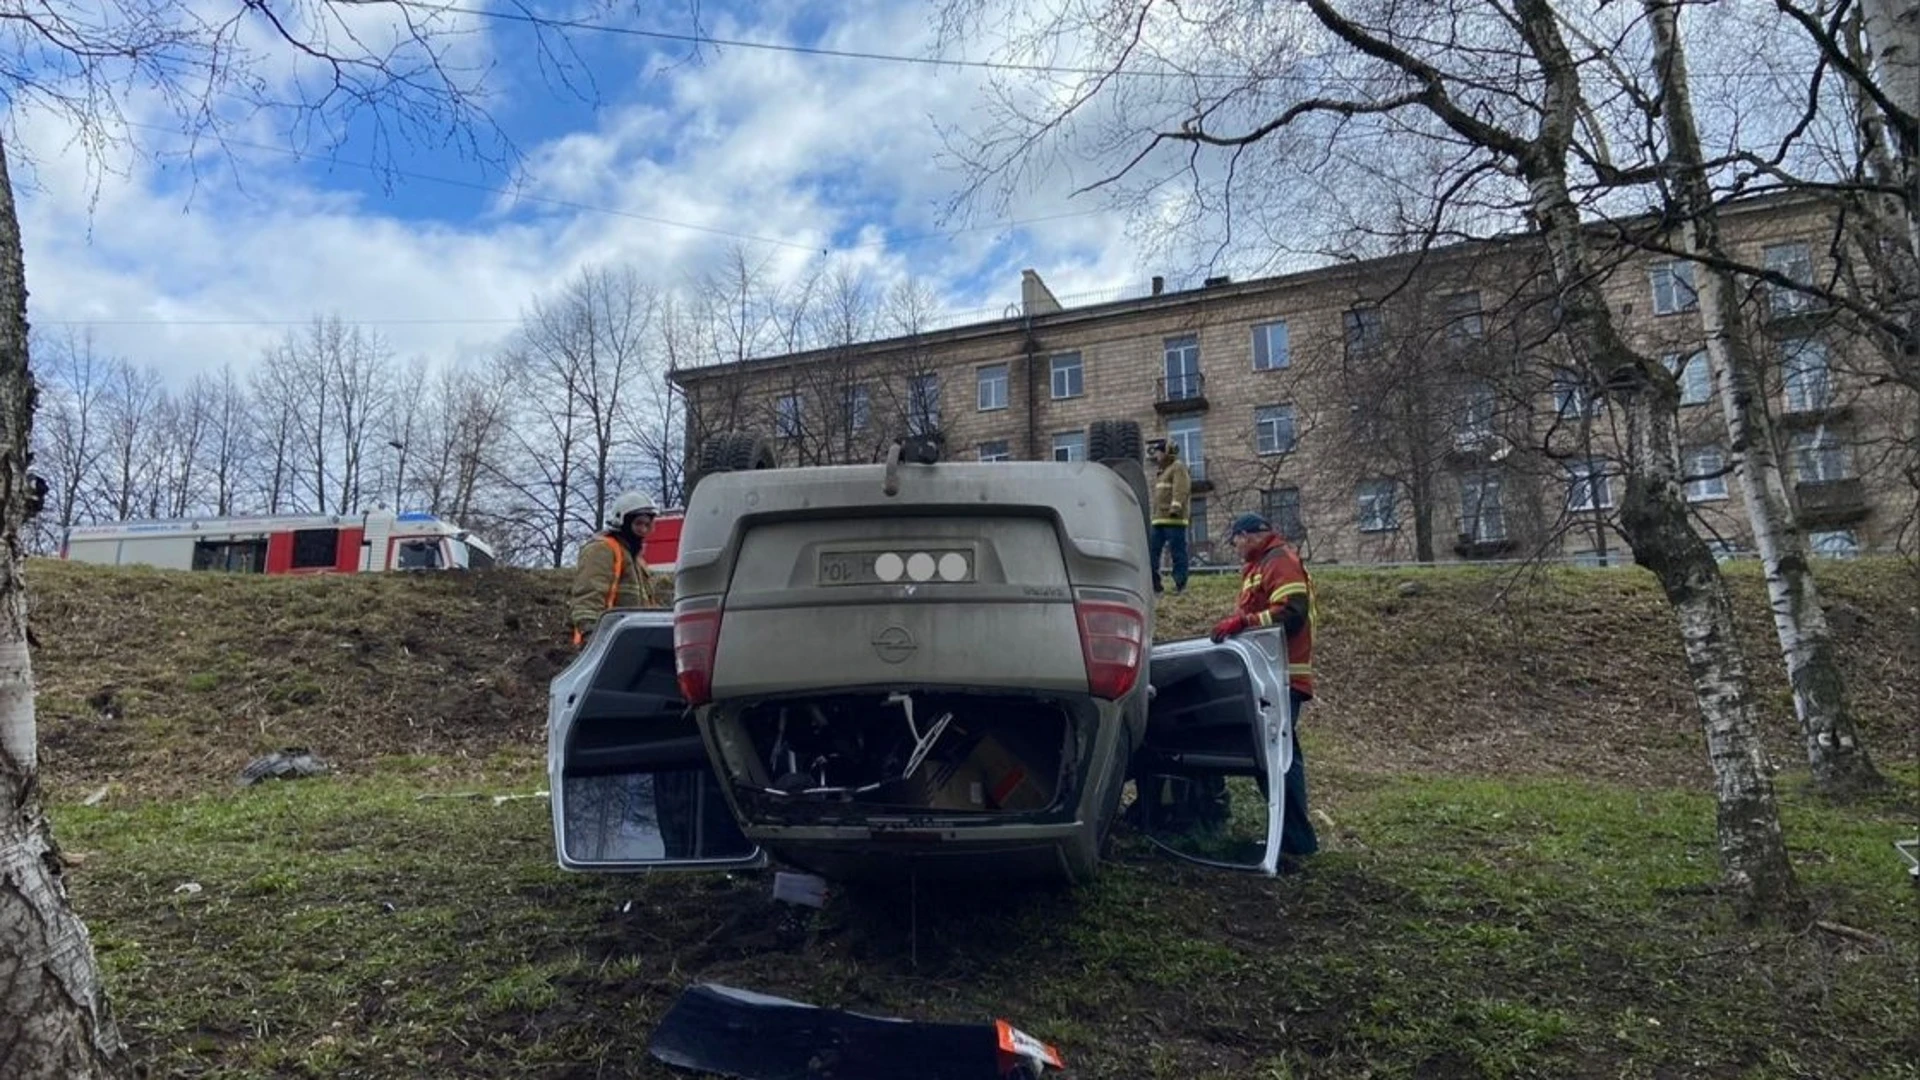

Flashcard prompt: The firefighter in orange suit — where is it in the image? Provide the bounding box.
[569,492,665,646]
[1209,512,1319,861]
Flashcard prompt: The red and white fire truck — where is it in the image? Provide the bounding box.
[639,509,684,574]
[60,510,496,574]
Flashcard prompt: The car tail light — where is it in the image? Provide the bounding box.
[673,596,723,706]
[1075,594,1145,700]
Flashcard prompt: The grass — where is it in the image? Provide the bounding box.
[52,763,1918,1079]
[26,556,1920,1077]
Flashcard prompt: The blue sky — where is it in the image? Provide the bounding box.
[16,0,1159,383]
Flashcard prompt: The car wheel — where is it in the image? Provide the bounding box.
[692,431,778,488]
[1101,456,1152,538]
[1086,418,1143,462]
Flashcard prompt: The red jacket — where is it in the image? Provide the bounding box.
[1234,533,1316,697]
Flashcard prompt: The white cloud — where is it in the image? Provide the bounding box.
[17,0,1164,387]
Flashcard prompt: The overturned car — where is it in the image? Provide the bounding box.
[547,424,1298,884]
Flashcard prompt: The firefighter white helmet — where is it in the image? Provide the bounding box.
[605,492,658,530]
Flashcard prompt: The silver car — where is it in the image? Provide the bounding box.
[548,427,1297,884]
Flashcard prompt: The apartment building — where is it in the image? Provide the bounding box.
[671,196,1914,567]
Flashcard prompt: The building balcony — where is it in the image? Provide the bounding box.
[1155,373,1208,414]
[1778,400,1853,429]
[1794,477,1869,526]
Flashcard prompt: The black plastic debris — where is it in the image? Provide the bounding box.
[647,983,1065,1080]
[237,748,331,786]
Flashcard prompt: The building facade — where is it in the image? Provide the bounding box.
[671,197,1915,568]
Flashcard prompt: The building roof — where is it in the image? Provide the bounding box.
[666,190,1816,388]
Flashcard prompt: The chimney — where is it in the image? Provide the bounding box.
[1204,274,1232,288]
[1021,269,1063,316]
[1151,275,1165,296]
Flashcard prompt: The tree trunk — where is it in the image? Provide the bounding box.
[1511,0,1802,919]
[0,136,132,1080]
[1648,0,1884,797]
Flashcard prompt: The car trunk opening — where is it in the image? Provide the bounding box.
[715,691,1080,818]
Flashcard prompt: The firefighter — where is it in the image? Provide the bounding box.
[569,492,664,646]
[1209,512,1320,863]
[1147,438,1192,595]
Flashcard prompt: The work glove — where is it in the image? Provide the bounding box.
[1210,614,1247,643]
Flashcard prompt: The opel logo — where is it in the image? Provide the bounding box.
[872,625,916,663]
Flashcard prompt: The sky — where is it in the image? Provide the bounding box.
[13,0,1167,386]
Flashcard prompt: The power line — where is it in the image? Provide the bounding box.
[399,1,1820,84]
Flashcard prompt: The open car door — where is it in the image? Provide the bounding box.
[548,612,766,872]
[1135,628,1294,875]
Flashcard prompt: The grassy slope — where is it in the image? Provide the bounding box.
[26,558,1920,1079]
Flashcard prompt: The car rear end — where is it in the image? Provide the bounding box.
[670,459,1152,883]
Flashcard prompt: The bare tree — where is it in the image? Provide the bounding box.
[1643,0,1884,796]
[520,266,656,530]
[939,0,1803,918]
[100,359,163,521]
[33,330,112,549]
[201,365,248,517]
[249,342,303,515]
[155,374,212,518]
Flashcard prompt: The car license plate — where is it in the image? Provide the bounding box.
[818,548,973,585]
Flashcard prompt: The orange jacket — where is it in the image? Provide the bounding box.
[1233,533,1316,697]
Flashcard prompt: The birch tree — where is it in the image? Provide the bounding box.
[939,0,1803,918]
[1643,0,1884,797]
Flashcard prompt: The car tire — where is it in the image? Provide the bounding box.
[692,431,778,488]
[1101,456,1152,538]
[1086,418,1143,462]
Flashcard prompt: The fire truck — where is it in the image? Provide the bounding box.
[639,508,684,574]
[60,510,496,574]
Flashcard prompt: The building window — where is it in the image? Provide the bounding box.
[1762,241,1815,317]
[1167,417,1205,481]
[845,384,871,431]
[1262,486,1307,544]
[1552,368,1599,418]
[978,440,1011,462]
[1566,460,1613,512]
[291,528,339,570]
[1190,496,1209,546]
[1461,473,1507,543]
[1252,320,1290,371]
[1050,353,1084,399]
[1791,430,1849,483]
[1649,260,1698,315]
[775,392,803,438]
[1163,335,1202,400]
[907,374,941,435]
[1683,445,1728,502]
[1781,338,1832,413]
[1666,351,1711,406]
[1254,404,1297,456]
[1456,380,1497,447]
[1052,431,1085,462]
[977,364,1009,412]
[1808,529,1860,559]
[1343,306,1384,354]
[1357,479,1398,532]
[1442,291,1484,342]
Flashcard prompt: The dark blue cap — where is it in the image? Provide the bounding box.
[1227,513,1272,538]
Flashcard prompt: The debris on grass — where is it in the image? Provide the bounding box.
[646,983,1065,1080]
[237,748,330,786]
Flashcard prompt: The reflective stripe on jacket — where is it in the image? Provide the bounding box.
[570,533,659,642]
[1150,459,1192,526]
[1234,534,1316,696]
